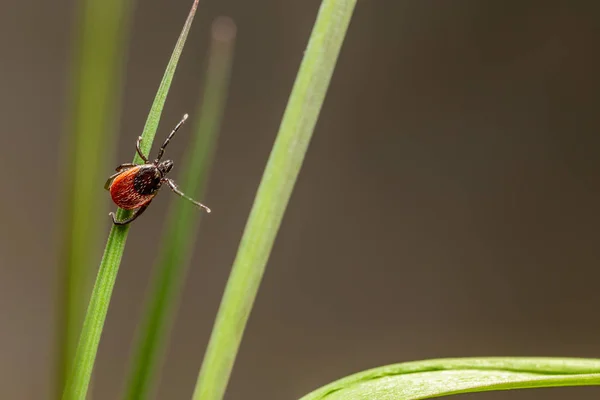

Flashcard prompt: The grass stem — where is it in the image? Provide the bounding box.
[191,1,357,399]
[60,1,200,399]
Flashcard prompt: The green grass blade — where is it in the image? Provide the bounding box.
[123,16,236,400]
[191,1,357,399]
[299,357,600,399]
[133,0,199,165]
[56,0,133,397]
[60,1,200,399]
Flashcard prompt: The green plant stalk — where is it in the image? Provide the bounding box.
[124,17,236,400]
[299,357,600,400]
[61,1,200,399]
[56,0,132,397]
[192,1,357,399]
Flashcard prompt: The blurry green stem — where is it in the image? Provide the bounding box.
[57,0,132,397]
[124,16,236,400]
[192,1,357,399]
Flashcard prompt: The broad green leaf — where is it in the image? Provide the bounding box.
[300,357,600,400]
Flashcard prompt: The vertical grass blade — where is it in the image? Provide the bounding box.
[191,1,357,399]
[56,0,133,397]
[61,1,200,399]
[123,16,236,400]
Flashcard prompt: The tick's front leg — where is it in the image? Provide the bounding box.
[136,136,149,163]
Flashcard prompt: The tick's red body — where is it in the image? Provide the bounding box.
[105,114,210,225]
[108,165,160,210]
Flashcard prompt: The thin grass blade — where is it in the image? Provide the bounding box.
[56,0,133,397]
[61,1,200,399]
[191,1,357,399]
[123,16,236,400]
[299,357,600,400]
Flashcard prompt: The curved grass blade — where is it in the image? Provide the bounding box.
[123,16,236,400]
[299,357,600,400]
[61,1,200,399]
[56,0,133,397]
[192,1,357,399]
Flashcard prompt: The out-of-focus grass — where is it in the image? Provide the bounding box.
[123,16,236,400]
[192,1,357,399]
[60,1,201,399]
[56,0,133,397]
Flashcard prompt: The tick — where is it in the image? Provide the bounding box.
[104,114,211,225]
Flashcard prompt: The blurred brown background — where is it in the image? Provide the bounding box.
[1,0,600,399]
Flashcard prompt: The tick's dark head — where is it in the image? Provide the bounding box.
[157,159,174,176]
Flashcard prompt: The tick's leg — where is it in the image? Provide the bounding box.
[163,178,211,213]
[136,136,149,163]
[116,163,136,172]
[109,203,151,225]
[104,171,122,191]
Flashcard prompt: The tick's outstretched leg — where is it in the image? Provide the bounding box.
[116,163,136,171]
[136,136,149,163]
[155,114,188,162]
[163,178,211,213]
[109,203,150,225]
